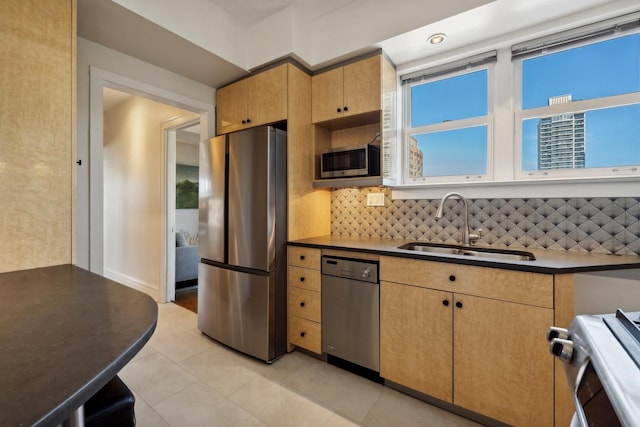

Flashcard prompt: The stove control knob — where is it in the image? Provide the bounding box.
[550,338,574,363]
[547,326,569,342]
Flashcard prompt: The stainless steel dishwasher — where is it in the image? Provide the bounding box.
[321,255,379,372]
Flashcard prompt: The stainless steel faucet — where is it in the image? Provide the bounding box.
[434,192,480,246]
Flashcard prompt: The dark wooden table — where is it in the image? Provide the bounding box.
[0,265,157,427]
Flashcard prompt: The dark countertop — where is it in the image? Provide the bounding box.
[289,235,640,274]
[0,264,157,427]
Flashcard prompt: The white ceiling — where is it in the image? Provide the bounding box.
[79,0,639,88]
[78,0,248,88]
[204,0,353,26]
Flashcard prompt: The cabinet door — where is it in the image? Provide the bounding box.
[288,286,321,322]
[453,294,553,426]
[288,315,321,354]
[217,80,247,135]
[380,281,453,403]
[312,67,344,123]
[246,64,287,127]
[343,55,381,118]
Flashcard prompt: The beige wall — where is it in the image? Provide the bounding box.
[103,96,197,297]
[0,0,75,273]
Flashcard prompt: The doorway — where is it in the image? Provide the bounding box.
[87,67,214,303]
[102,87,201,303]
[165,121,201,310]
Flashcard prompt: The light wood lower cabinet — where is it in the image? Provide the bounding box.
[287,246,322,353]
[380,256,554,426]
[453,294,553,426]
[380,281,453,402]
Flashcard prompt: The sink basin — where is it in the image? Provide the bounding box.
[397,242,536,261]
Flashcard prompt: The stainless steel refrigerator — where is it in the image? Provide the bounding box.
[198,125,287,362]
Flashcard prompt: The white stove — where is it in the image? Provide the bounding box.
[548,310,640,426]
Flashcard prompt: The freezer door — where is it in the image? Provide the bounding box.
[199,135,226,263]
[198,262,275,361]
[228,127,279,271]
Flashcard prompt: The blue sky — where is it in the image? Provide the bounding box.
[411,33,640,176]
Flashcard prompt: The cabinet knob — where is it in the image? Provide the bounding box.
[343,106,348,112]
[455,301,463,308]
[300,331,306,338]
[246,118,251,123]
[299,276,305,282]
[241,120,246,124]
[449,275,456,282]
[442,300,449,306]
[300,255,305,260]
[337,108,342,113]
[300,301,305,307]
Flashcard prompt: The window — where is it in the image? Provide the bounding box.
[402,53,495,183]
[515,30,640,178]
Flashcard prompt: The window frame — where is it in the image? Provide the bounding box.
[513,31,640,180]
[392,12,640,196]
[402,62,495,185]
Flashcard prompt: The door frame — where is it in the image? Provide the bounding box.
[161,118,201,303]
[87,66,213,300]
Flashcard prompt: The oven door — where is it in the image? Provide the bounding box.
[571,359,622,427]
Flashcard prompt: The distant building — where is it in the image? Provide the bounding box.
[408,136,424,177]
[538,94,585,170]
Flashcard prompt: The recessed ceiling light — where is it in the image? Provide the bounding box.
[428,33,446,45]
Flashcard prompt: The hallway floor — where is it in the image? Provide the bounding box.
[119,303,482,427]
[173,288,197,313]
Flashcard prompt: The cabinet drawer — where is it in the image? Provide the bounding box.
[288,266,321,292]
[288,287,321,322]
[289,316,321,354]
[380,256,553,308]
[288,246,321,269]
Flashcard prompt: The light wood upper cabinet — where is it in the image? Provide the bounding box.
[216,64,287,135]
[216,80,247,134]
[343,56,382,118]
[246,65,288,127]
[312,55,382,123]
[379,256,554,426]
[310,67,344,124]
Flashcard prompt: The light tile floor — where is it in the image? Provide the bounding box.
[119,303,483,427]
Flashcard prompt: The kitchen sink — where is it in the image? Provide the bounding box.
[397,242,536,261]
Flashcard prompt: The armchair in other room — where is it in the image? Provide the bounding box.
[176,231,198,283]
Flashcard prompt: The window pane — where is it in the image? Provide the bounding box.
[411,70,487,126]
[409,126,487,177]
[522,104,640,171]
[522,34,640,109]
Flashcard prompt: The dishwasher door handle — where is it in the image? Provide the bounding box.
[340,269,355,277]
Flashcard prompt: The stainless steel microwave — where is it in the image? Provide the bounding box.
[320,144,380,179]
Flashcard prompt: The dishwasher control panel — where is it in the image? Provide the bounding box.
[321,256,379,284]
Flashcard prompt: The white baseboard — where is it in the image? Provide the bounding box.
[103,268,159,301]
